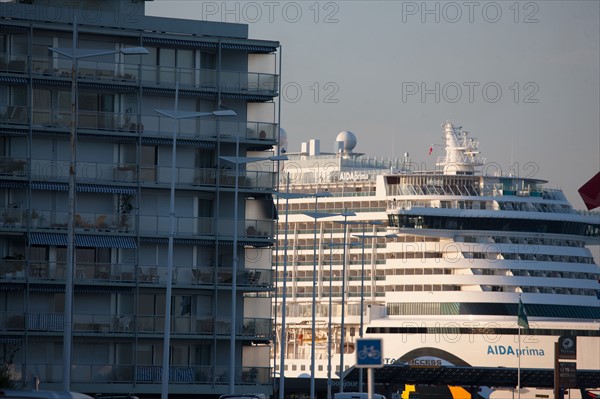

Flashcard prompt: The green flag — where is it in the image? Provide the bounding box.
[518,298,529,329]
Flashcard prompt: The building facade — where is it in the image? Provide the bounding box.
[1,1,280,396]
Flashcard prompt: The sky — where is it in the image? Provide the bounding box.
[146,1,600,211]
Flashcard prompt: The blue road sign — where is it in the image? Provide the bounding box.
[356,338,383,368]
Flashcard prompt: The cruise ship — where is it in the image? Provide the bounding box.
[272,122,600,397]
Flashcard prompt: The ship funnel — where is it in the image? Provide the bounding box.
[438,121,484,175]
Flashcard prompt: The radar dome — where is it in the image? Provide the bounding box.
[335,131,357,153]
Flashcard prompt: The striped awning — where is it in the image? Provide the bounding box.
[142,87,210,97]
[142,37,218,49]
[28,233,137,249]
[243,240,273,248]
[30,283,63,293]
[221,92,276,101]
[141,87,275,101]
[221,43,277,53]
[78,82,137,92]
[0,23,29,31]
[140,37,278,52]
[31,181,68,191]
[0,336,23,344]
[0,180,27,189]
[0,76,27,84]
[139,237,167,244]
[77,234,137,248]
[78,133,137,142]
[77,184,137,195]
[139,237,214,245]
[75,285,134,294]
[0,283,24,291]
[0,127,28,136]
[30,181,136,194]
[141,137,215,148]
[219,237,274,247]
[31,78,70,87]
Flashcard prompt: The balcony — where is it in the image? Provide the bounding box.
[0,105,278,143]
[0,206,275,243]
[17,363,271,387]
[0,157,277,189]
[219,169,276,189]
[2,53,278,98]
[0,208,134,232]
[1,309,271,339]
[0,259,273,289]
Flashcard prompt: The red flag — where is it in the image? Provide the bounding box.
[428,146,433,155]
[578,171,600,210]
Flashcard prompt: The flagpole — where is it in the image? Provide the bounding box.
[517,295,529,399]
[518,322,521,399]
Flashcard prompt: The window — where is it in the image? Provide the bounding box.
[171,346,190,366]
[140,145,157,181]
[137,345,156,365]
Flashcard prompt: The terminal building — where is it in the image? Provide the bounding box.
[1,1,280,397]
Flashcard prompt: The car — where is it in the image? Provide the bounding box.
[0,391,94,399]
[219,394,267,399]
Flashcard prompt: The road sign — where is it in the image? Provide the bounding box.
[356,338,383,368]
[558,336,577,359]
[558,361,577,388]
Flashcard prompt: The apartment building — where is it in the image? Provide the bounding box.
[0,1,280,396]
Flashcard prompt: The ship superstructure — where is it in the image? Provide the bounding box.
[272,123,600,394]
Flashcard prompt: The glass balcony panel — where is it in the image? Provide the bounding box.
[0,104,28,125]
[1,53,27,73]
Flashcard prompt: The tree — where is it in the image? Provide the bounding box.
[0,363,15,389]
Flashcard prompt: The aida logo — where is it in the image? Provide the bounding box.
[487,345,545,357]
[339,171,370,181]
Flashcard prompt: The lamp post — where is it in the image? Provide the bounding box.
[303,209,355,399]
[351,228,396,392]
[155,107,236,399]
[322,239,358,399]
[221,149,287,394]
[303,204,351,399]
[326,232,334,399]
[48,23,147,390]
[334,212,358,393]
[273,189,329,399]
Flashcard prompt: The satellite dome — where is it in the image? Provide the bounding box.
[335,131,357,153]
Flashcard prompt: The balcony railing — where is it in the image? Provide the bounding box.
[1,310,271,338]
[1,53,278,96]
[16,363,271,386]
[1,105,278,141]
[1,206,275,239]
[1,157,277,190]
[0,259,273,287]
[0,156,27,176]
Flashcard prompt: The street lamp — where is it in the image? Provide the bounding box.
[155,107,236,399]
[322,239,358,399]
[48,20,148,391]
[332,212,360,393]
[351,228,396,392]
[220,148,287,394]
[272,189,330,399]
[303,209,355,399]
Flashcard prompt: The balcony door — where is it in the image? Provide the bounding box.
[140,145,157,183]
[79,92,115,130]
